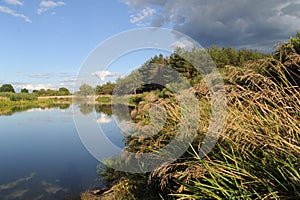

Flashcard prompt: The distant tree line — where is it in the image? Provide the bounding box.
[0,84,71,101]
[76,82,117,96]
[32,87,71,96]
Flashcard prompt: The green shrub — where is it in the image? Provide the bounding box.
[0,92,38,101]
[96,96,111,103]
[129,95,142,104]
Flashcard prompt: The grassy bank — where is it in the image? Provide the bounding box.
[0,98,72,115]
[91,39,300,200]
[95,94,142,106]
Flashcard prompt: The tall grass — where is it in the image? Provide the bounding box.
[97,42,299,199]
[151,52,300,199]
[0,92,37,101]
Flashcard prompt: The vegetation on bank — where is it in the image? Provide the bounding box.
[0,92,38,101]
[0,98,72,115]
[0,85,73,115]
[0,84,73,115]
[0,85,71,98]
[90,35,300,200]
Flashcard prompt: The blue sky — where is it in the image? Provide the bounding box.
[0,0,141,91]
[1,0,300,91]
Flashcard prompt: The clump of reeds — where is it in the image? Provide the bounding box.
[148,40,300,199]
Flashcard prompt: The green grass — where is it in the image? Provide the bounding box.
[0,98,71,115]
[96,96,111,104]
[0,92,38,101]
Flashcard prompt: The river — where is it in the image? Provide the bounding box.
[0,103,126,200]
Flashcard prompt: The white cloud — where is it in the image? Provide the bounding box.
[5,189,28,200]
[122,0,166,9]
[0,172,36,191]
[14,83,55,90]
[61,77,77,83]
[96,113,113,124]
[122,0,300,51]
[37,1,65,15]
[41,180,69,194]
[171,39,195,49]
[92,71,120,81]
[58,72,71,77]
[4,0,23,6]
[26,108,48,112]
[0,6,31,22]
[130,7,156,25]
[28,73,52,79]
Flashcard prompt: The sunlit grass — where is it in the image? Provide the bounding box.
[97,43,300,199]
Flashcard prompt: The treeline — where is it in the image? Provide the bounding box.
[88,36,299,97]
[207,46,267,67]
[0,84,71,101]
[113,46,267,95]
[76,46,267,96]
[32,87,71,96]
[76,82,117,97]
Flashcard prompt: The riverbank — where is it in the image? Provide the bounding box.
[87,40,300,199]
[0,94,137,116]
[0,98,72,115]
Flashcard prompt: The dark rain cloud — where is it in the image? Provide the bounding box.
[122,0,300,52]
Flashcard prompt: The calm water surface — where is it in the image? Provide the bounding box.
[0,104,126,200]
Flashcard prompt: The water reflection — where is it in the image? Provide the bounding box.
[0,173,36,191]
[0,103,132,200]
[96,113,113,124]
[0,172,71,200]
[0,103,71,116]
[79,104,94,115]
[0,102,133,118]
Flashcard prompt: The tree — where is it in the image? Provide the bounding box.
[95,82,116,95]
[38,89,46,96]
[130,70,143,94]
[0,84,15,93]
[58,87,71,96]
[115,70,143,95]
[79,84,94,96]
[46,89,57,96]
[21,88,29,93]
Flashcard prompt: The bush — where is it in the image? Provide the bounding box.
[96,96,111,103]
[129,95,142,104]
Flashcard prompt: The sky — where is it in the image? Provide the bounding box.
[1,0,300,91]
